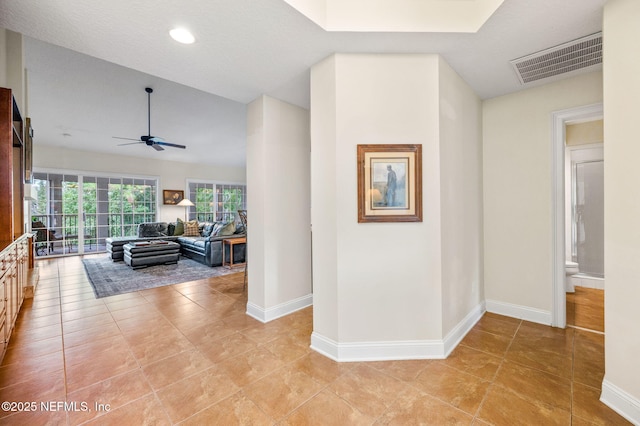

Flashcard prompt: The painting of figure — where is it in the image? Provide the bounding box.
[371,159,407,209]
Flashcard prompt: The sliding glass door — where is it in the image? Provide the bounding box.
[31,172,157,257]
[32,173,82,256]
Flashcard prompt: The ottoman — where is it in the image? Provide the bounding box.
[123,241,181,269]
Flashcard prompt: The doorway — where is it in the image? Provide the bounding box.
[551,103,603,328]
[565,143,604,332]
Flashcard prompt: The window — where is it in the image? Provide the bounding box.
[187,180,246,223]
[31,171,157,256]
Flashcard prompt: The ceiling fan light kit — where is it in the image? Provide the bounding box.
[113,87,187,151]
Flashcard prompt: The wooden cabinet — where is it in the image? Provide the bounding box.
[0,235,28,361]
[1,87,26,241]
[0,87,33,361]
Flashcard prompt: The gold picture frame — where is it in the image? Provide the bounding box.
[163,189,184,205]
[357,144,422,223]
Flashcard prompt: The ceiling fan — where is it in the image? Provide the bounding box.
[113,87,186,151]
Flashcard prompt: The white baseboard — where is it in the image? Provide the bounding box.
[443,301,485,356]
[601,378,640,425]
[246,293,313,323]
[485,299,551,325]
[310,301,485,362]
[310,332,444,362]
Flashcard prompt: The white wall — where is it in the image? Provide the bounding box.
[309,55,339,342]
[246,95,312,322]
[566,120,604,146]
[601,0,640,422]
[482,71,603,322]
[311,54,442,354]
[0,29,25,109]
[33,145,245,222]
[0,29,7,87]
[5,30,24,113]
[438,57,484,336]
[310,53,482,360]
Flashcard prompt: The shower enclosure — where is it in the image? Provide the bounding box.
[570,148,604,278]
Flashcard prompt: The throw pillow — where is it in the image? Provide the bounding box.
[183,220,200,237]
[201,222,216,237]
[210,222,224,236]
[174,218,184,236]
[167,223,175,236]
[218,221,236,236]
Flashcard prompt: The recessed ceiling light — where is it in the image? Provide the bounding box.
[169,28,195,44]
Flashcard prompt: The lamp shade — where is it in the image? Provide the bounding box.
[24,183,37,201]
[176,199,195,207]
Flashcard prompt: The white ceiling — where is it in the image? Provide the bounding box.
[0,0,606,167]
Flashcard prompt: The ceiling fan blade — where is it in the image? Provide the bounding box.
[117,141,144,146]
[151,144,165,151]
[154,141,186,149]
[113,136,141,142]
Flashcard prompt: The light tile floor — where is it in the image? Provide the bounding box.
[0,255,630,425]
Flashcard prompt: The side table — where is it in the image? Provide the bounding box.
[222,237,246,269]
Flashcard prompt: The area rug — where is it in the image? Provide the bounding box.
[83,256,241,298]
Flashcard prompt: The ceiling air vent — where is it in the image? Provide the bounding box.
[510,33,602,85]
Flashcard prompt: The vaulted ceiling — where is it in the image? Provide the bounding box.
[0,0,606,166]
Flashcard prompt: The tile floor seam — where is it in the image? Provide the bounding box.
[458,342,508,361]
[158,378,239,424]
[276,380,333,424]
[137,361,174,425]
[488,380,573,417]
[72,389,155,426]
[61,297,146,402]
[401,376,480,419]
[498,323,577,383]
[470,319,522,423]
[234,388,278,424]
[53,265,73,423]
[368,376,441,425]
[139,359,213,394]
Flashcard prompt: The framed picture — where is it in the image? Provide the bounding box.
[357,144,422,223]
[163,189,184,205]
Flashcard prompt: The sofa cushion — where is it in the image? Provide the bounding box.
[183,220,200,237]
[201,222,217,237]
[174,218,184,236]
[178,236,207,249]
[218,221,236,236]
[234,224,245,234]
[138,222,169,238]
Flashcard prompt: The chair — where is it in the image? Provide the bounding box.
[238,210,248,290]
[32,221,62,255]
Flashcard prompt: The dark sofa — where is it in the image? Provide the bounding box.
[105,220,246,267]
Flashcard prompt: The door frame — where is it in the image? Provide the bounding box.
[551,103,603,328]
